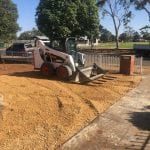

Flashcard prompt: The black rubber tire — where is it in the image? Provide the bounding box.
[56,65,72,80]
[40,63,54,77]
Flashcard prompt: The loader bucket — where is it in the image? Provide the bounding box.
[73,63,105,83]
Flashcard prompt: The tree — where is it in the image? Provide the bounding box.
[132,31,141,42]
[130,0,150,22]
[110,34,116,41]
[0,0,19,42]
[99,25,114,42]
[120,28,140,42]
[77,0,100,40]
[124,26,135,41]
[18,28,43,40]
[119,32,129,42]
[97,0,132,49]
[140,25,150,43]
[36,0,99,41]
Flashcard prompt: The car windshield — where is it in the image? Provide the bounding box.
[25,44,32,48]
[13,44,24,51]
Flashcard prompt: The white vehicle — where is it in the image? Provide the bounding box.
[24,43,34,52]
[33,37,104,82]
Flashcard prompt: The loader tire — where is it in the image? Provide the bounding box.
[40,63,54,77]
[56,65,72,80]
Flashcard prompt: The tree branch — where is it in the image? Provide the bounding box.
[143,6,150,22]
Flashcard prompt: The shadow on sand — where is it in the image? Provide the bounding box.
[8,70,114,86]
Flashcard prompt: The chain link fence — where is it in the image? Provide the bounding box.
[84,53,142,74]
[0,50,33,63]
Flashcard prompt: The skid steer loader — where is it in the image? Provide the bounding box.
[33,36,104,83]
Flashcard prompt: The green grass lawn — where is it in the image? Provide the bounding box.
[101,42,149,49]
[80,41,149,49]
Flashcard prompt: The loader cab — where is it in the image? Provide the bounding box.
[49,38,77,54]
[50,38,85,66]
[65,38,77,54]
[50,39,66,53]
[35,36,77,54]
[65,38,85,66]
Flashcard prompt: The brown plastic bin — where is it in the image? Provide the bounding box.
[120,55,134,75]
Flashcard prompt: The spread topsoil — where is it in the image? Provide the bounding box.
[0,64,141,149]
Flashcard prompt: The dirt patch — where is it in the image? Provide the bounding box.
[0,64,141,149]
[0,63,33,75]
[142,66,150,75]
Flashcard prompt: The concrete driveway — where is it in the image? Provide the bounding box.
[61,60,150,150]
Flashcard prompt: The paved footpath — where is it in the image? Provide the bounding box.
[61,74,150,150]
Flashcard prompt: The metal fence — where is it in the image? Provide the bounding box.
[134,56,143,74]
[0,50,143,74]
[0,50,33,63]
[84,53,143,74]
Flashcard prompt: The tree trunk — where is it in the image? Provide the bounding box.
[113,22,119,49]
[108,1,119,49]
[115,32,119,49]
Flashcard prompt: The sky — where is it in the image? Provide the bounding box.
[100,7,150,34]
[12,0,40,34]
[12,0,149,36]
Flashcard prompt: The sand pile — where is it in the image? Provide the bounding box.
[0,64,141,149]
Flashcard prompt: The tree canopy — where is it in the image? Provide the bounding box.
[99,25,115,42]
[130,0,150,22]
[140,25,150,42]
[0,0,19,42]
[36,0,99,40]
